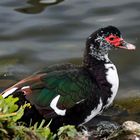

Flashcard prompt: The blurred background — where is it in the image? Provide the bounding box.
[0,0,139,99]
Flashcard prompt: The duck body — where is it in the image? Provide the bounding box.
[1,60,118,130]
[1,26,135,131]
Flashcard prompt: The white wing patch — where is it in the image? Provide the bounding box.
[2,87,18,98]
[76,99,85,104]
[50,95,66,116]
[21,86,30,90]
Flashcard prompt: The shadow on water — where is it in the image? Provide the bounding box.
[15,0,64,14]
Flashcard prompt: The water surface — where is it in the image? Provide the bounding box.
[0,0,140,108]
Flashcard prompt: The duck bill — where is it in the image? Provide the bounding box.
[117,41,136,50]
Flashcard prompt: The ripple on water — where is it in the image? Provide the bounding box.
[0,0,139,94]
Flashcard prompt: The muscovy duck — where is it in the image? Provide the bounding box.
[1,26,135,131]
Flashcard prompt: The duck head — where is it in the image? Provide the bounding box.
[84,26,136,64]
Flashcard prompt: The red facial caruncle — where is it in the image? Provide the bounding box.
[105,34,123,47]
[105,34,136,50]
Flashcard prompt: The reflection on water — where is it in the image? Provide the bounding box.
[15,0,64,14]
[0,0,140,97]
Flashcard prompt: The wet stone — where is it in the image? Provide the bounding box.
[90,121,120,139]
[122,121,140,135]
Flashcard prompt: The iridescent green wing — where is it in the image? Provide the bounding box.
[27,68,93,113]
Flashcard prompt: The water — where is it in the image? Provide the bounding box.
[0,0,140,118]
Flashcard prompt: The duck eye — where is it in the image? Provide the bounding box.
[109,37,114,41]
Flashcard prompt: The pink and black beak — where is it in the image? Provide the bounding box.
[105,34,136,50]
[116,39,136,50]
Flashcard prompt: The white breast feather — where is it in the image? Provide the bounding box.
[105,63,119,107]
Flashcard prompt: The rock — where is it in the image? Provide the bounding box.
[87,120,140,140]
[107,121,140,140]
[89,121,120,139]
[122,121,140,135]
